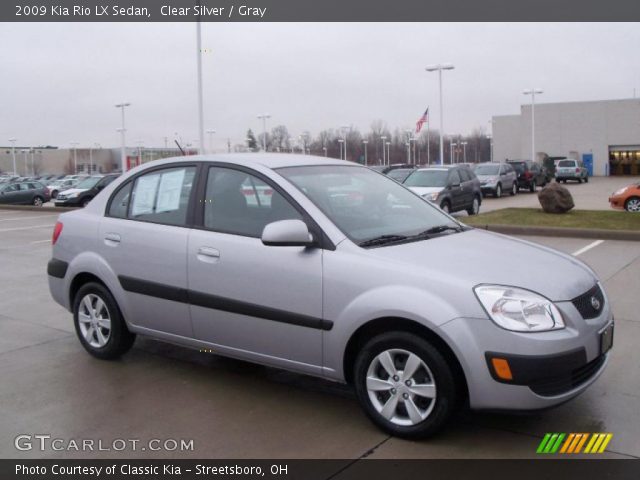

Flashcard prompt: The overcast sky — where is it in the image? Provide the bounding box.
[1,22,639,151]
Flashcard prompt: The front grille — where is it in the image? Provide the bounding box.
[529,354,607,396]
[572,284,605,319]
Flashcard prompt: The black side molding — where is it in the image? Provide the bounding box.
[47,259,69,279]
[118,275,333,331]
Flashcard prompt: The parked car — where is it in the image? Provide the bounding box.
[507,160,548,192]
[0,180,50,206]
[474,162,518,197]
[55,174,119,208]
[609,183,640,212]
[48,178,78,199]
[403,165,482,215]
[386,168,416,183]
[556,159,589,183]
[47,154,613,438]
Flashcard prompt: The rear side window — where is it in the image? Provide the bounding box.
[448,170,461,185]
[108,183,132,219]
[128,166,196,226]
[458,169,471,182]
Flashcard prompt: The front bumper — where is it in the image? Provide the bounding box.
[55,197,81,207]
[608,195,625,210]
[438,295,612,411]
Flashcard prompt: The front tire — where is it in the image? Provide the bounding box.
[625,197,640,212]
[73,282,135,360]
[32,196,44,207]
[510,182,517,196]
[530,180,537,192]
[466,196,480,216]
[354,332,458,439]
[440,201,450,214]
[494,184,502,198]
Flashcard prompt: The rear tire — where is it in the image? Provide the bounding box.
[510,183,517,196]
[529,180,537,193]
[585,176,589,183]
[32,196,44,207]
[73,282,135,360]
[353,332,458,439]
[466,196,480,216]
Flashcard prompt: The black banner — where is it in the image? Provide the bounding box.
[3,459,640,480]
[3,0,640,22]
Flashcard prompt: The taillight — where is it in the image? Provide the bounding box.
[523,171,532,180]
[52,222,63,245]
[576,168,580,173]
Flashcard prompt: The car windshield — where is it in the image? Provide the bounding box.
[75,176,103,189]
[558,160,575,167]
[387,169,413,182]
[403,169,449,188]
[277,165,460,245]
[474,164,500,175]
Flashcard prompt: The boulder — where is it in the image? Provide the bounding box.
[538,182,574,213]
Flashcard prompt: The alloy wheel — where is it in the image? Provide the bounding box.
[366,348,437,426]
[33,197,43,207]
[626,198,640,212]
[77,294,111,348]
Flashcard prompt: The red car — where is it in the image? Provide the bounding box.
[609,183,640,212]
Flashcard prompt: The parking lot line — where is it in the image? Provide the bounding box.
[572,240,605,256]
[0,224,55,233]
[0,214,58,222]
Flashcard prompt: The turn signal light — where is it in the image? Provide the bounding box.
[52,222,63,245]
[491,357,513,381]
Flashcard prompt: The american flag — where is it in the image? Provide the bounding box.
[415,108,429,133]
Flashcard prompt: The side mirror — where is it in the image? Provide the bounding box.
[261,219,315,247]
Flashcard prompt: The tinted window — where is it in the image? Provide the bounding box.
[558,160,575,167]
[108,182,132,219]
[98,176,117,188]
[449,170,461,185]
[387,168,413,182]
[204,167,302,237]
[404,170,449,188]
[458,168,471,182]
[129,166,195,226]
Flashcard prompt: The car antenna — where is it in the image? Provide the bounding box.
[174,140,186,156]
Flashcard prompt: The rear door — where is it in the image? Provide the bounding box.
[98,164,197,337]
[187,164,324,374]
[447,169,464,210]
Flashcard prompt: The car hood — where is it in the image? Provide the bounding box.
[368,228,596,301]
[407,186,444,196]
[58,188,88,196]
[476,174,497,182]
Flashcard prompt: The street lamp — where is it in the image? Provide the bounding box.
[340,125,349,160]
[405,129,414,164]
[386,141,391,164]
[523,88,543,163]
[380,135,387,165]
[8,138,17,174]
[460,141,468,163]
[323,146,327,157]
[487,134,493,163]
[70,142,79,173]
[450,140,457,164]
[338,138,344,160]
[425,63,455,165]
[115,102,131,172]
[362,139,368,165]
[257,114,271,152]
[206,129,216,154]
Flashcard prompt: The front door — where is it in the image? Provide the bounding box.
[187,165,324,374]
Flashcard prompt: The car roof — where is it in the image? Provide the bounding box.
[129,153,353,171]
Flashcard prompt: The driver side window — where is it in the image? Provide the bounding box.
[203,167,302,237]
[448,170,461,186]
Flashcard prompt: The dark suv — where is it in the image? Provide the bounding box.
[507,160,548,192]
[403,164,482,215]
[55,174,119,208]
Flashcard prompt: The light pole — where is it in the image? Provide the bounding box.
[340,125,349,161]
[338,138,344,160]
[523,88,543,162]
[461,141,468,163]
[362,139,368,165]
[196,15,205,155]
[8,138,17,174]
[206,129,216,154]
[380,135,387,165]
[450,140,456,164]
[425,63,455,165]
[89,143,101,173]
[21,149,28,176]
[323,146,327,157]
[70,142,79,173]
[487,134,493,162]
[386,141,391,164]
[257,114,271,152]
[115,102,131,172]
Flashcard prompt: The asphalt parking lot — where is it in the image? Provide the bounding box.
[1,208,639,462]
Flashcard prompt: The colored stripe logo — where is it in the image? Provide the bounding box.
[537,433,612,454]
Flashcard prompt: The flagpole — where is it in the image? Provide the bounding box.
[427,119,430,165]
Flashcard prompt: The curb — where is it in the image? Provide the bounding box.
[473,223,640,241]
[0,205,77,212]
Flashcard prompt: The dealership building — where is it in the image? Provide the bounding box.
[493,98,640,176]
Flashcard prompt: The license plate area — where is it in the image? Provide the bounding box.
[600,323,614,355]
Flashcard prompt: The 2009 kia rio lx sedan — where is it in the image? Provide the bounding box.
[48,154,613,438]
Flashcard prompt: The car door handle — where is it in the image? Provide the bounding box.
[104,233,121,246]
[197,247,220,263]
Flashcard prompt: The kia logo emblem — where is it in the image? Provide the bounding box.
[590,296,601,311]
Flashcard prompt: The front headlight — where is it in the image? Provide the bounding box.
[474,285,565,332]
[67,192,80,198]
[613,187,627,196]
[423,192,439,201]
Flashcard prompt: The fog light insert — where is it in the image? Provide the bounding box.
[491,357,513,381]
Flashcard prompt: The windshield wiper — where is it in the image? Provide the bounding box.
[359,234,408,247]
[419,224,464,235]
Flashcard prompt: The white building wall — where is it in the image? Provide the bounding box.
[494,98,640,176]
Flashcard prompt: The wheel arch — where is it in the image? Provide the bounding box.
[342,316,468,401]
[69,272,108,308]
